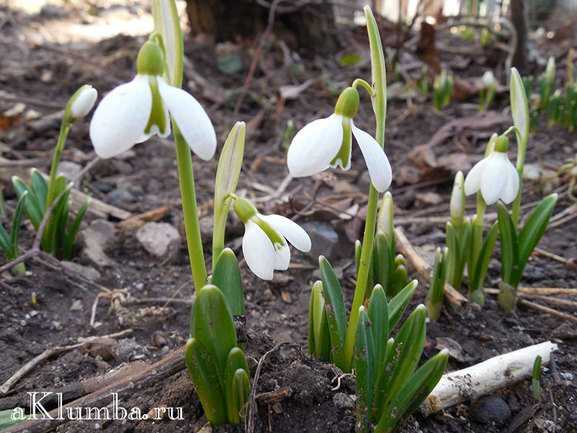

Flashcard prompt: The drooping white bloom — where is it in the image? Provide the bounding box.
[89,41,216,160]
[287,87,392,193]
[70,85,98,120]
[464,151,519,205]
[233,197,311,280]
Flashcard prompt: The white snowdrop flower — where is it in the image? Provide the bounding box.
[233,196,311,280]
[287,87,392,193]
[70,85,97,120]
[90,41,216,160]
[464,136,519,205]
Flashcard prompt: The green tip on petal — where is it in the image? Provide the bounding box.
[334,87,360,118]
[137,41,164,76]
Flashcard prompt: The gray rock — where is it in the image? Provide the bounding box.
[470,395,511,425]
[81,220,116,267]
[61,261,101,282]
[57,161,82,180]
[136,222,181,259]
[301,221,339,261]
[333,392,355,410]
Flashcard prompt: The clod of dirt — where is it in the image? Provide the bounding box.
[333,392,355,410]
[81,219,117,267]
[470,395,511,425]
[301,221,339,261]
[136,222,181,259]
[81,337,119,361]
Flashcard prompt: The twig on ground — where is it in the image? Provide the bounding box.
[0,329,133,395]
[485,288,577,311]
[421,341,558,416]
[518,299,577,324]
[395,227,467,307]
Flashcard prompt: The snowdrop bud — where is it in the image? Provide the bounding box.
[233,196,257,223]
[334,87,360,118]
[137,41,164,76]
[482,70,496,88]
[69,85,97,120]
[450,171,465,225]
[377,191,394,239]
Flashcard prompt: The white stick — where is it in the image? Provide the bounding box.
[421,341,558,415]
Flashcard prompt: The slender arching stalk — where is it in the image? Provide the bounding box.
[342,5,387,370]
[46,117,72,206]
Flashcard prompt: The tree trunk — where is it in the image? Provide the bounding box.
[185,0,339,55]
[510,0,528,72]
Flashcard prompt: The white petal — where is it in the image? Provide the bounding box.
[89,76,152,158]
[464,158,488,196]
[501,162,520,204]
[242,221,276,280]
[351,123,392,193]
[158,79,216,160]
[287,114,343,177]
[260,214,311,252]
[274,243,291,271]
[480,153,507,205]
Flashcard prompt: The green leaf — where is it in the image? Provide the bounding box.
[497,202,519,284]
[377,350,448,433]
[62,199,89,260]
[319,256,347,366]
[308,281,331,361]
[368,285,389,370]
[7,192,28,258]
[426,248,447,321]
[30,169,48,211]
[12,177,42,228]
[515,194,558,285]
[185,338,227,425]
[212,248,245,315]
[224,347,250,424]
[0,225,10,254]
[388,280,418,330]
[191,285,237,378]
[354,307,375,430]
[470,223,499,291]
[380,305,427,413]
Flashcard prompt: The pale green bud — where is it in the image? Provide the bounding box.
[137,41,164,76]
[334,87,360,119]
[69,85,97,120]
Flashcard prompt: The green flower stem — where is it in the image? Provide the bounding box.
[343,6,386,371]
[174,123,207,290]
[212,206,228,268]
[45,116,72,206]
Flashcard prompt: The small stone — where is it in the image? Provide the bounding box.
[106,188,136,207]
[70,300,83,312]
[81,337,118,361]
[470,395,511,425]
[136,222,181,259]
[333,393,355,410]
[301,221,339,261]
[61,261,101,282]
[81,220,116,267]
[58,161,82,180]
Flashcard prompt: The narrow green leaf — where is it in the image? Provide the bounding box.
[62,199,89,259]
[380,305,427,412]
[8,192,28,258]
[388,280,418,330]
[319,256,347,366]
[470,223,499,291]
[185,338,227,425]
[497,202,519,284]
[191,285,237,378]
[308,281,331,361]
[515,194,558,285]
[31,169,48,211]
[368,284,389,370]
[373,337,395,422]
[377,350,448,433]
[354,307,375,430]
[224,347,250,424]
[0,225,11,253]
[212,248,245,315]
[426,248,447,321]
[12,177,42,228]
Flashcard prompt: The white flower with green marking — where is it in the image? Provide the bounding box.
[233,197,311,280]
[287,87,392,193]
[89,41,216,160]
[464,135,519,205]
